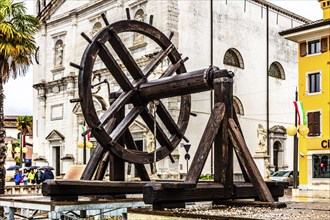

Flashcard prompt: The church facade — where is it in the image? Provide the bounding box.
[32,0,309,178]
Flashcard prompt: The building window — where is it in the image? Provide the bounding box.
[307,111,321,137]
[233,96,244,115]
[313,154,329,178]
[269,62,285,80]
[308,40,320,55]
[223,48,244,69]
[92,22,102,37]
[307,72,321,94]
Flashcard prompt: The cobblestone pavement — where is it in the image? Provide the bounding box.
[170,188,330,219]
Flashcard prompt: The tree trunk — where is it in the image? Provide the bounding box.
[0,77,6,216]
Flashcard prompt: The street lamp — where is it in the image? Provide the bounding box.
[287,124,309,188]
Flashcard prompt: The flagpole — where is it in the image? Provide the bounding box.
[83,122,86,164]
[293,88,298,188]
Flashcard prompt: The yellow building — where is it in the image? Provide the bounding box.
[280,0,330,190]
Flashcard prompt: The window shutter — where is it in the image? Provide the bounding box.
[321,37,328,53]
[300,42,307,57]
[314,111,320,136]
[308,112,314,136]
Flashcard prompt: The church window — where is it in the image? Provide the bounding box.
[92,22,102,37]
[269,62,285,80]
[233,96,244,115]
[223,48,244,69]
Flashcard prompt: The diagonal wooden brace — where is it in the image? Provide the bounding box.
[228,118,274,202]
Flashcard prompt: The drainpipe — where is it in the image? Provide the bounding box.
[210,0,214,176]
[266,6,270,156]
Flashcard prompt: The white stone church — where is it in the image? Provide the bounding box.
[32,0,309,178]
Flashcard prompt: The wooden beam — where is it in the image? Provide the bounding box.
[185,102,225,183]
[228,119,274,202]
[213,70,234,198]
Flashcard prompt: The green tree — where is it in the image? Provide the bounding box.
[0,0,39,202]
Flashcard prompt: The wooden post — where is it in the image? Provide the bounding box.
[110,107,125,181]
[213,69,234,198]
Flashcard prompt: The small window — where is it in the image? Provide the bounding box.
[269,62,285,80]
[313,154,329,178]
[307,72,321,94]
[233,96,244,115]
[92,22,102,36]
[307,111,321,137]
[223,48,244,69]
[308,40,321,55]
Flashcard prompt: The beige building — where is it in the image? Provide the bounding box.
[32,0,309,178]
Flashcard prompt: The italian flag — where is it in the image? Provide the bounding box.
[293,101,306,125]
[82,125,90,141]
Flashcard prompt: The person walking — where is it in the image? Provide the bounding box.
[34,169,43,185]
[22,169,29,186]
[28,169,36,184]
[42,168,54,181]
[13,169,22,185]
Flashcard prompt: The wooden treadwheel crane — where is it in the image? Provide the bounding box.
[42,12,286,209]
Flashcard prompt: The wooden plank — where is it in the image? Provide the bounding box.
[124,130,150,181]
[95,151,110,180]
[143,182,225,204]
[185,102,225,183]
[42,180,146,197]
[228,119,274,202]
[143,181,284,204]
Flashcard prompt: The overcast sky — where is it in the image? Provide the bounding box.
[3,0,323,116]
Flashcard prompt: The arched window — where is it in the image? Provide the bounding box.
[133,9,145,44]
[233,96,244,115]
[269,62,285,80]
[92,22,102,37]
[223,48,244,69]
[54,40,63,67]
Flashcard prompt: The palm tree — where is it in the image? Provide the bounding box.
[0,0,39,201]
[16,115,32,167]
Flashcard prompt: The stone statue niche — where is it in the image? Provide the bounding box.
[257,123,267,153]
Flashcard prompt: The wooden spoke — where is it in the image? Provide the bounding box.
[98,90,134,128]
[156,101,188,142]
[124,130,150,181]
[143,44,174,78]
[110,106,144,143]
[108,30,144,80]
[97,41,133,91]
[81,118,116,180]
[161,57,188,78]
[140,108,174,151]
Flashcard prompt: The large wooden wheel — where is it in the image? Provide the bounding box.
[78,19,191,164]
